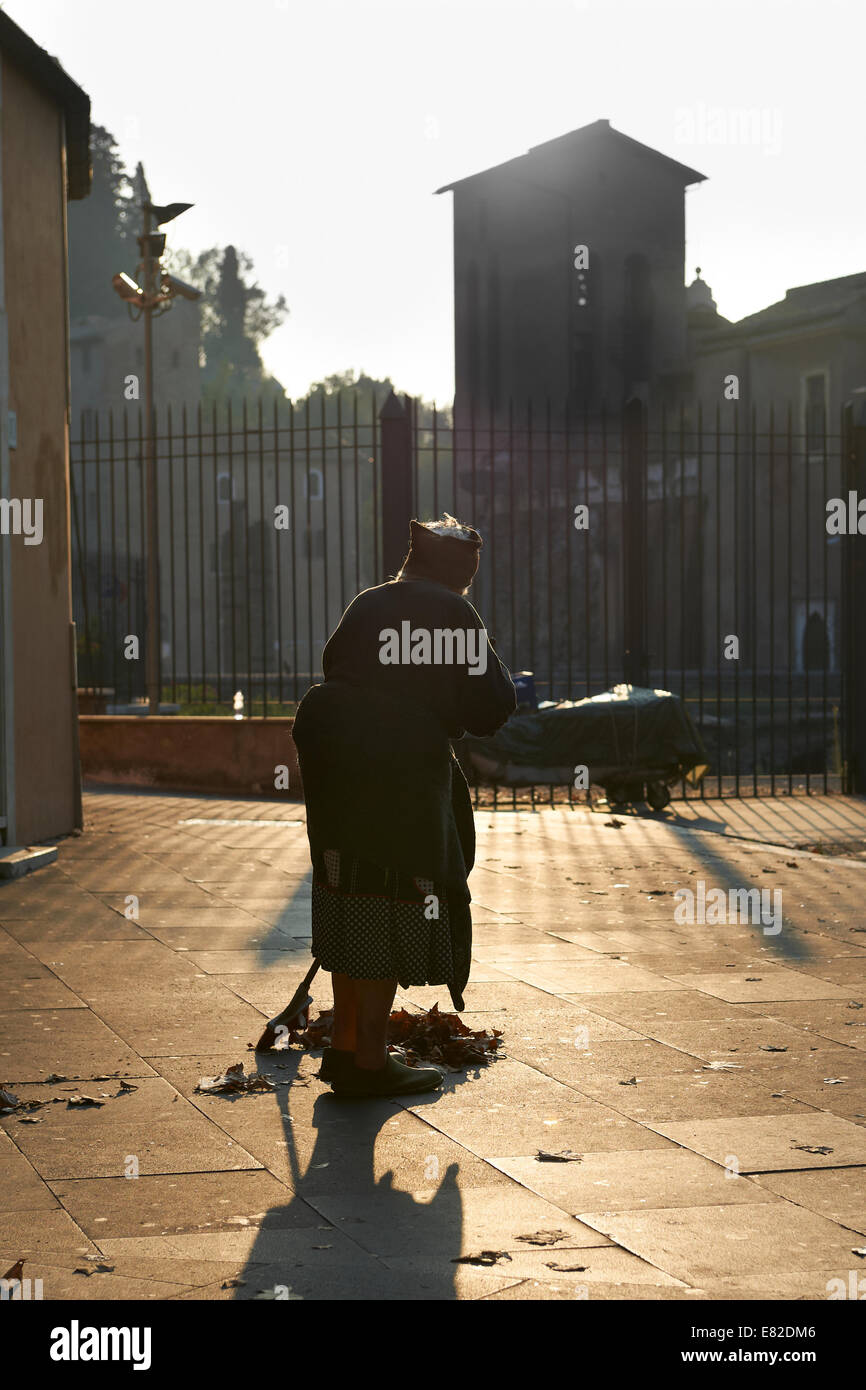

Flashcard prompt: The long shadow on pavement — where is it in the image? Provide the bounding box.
[231,1045,467,1301]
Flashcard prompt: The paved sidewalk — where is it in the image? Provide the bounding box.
[2,790,865,1301]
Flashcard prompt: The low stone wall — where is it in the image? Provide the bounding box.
[78,717,302,798]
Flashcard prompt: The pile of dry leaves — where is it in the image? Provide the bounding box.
[283,1003,503,1071]
[195,1064,276,1096]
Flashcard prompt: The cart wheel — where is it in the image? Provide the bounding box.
[606,780,627,806]
[608,779,644,807]
[646,781,671,811]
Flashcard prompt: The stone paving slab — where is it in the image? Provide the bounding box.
[793,958,866,988]
[645,1112,866,1172]
[404,1097,674,1159]
[478,1277,709,1300]
[306,1182,611,1259]
[639,1016,850,1063]
[4,1077,263,1180]
[769,1067,866,1125]
[577,1203,862,1284]
[0,1205,100,1261]
[749,1167,866,1232]
[562,989,767,1027]
[79,979,265,1056]
[49,1170,312,1239]
[94,1225,392,1287]
[380,1242,690,1294]
[61,859,197,892]
[0,935,88,1010]
[759,999,866,1050]
[141,918,305,951]
[0,1127,59,1213]
[510,959,689,996]
[1,905,148,944]
[663,968,853,1003]
[7,1259,195,1300]
[561,1069,823,1122]
[166,1254,514,1301]
[23,938,203,992]
[529,1038,705,1079]
[487,1149,776,1213]
[0,1007,158,1082]
[204,881,312,902]
[182,947,315,974]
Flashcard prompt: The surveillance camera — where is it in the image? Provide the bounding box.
[161,272,202,302]
[112,271,143,302]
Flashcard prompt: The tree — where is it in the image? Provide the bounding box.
[291,369,449,430]
[67,126,139,320]
[165,243,289,407]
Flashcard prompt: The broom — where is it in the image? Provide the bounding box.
[254,958,320,1051]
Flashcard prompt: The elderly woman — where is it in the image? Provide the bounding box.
[292,515,516,1098]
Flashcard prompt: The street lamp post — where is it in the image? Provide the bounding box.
[112,196,199,714]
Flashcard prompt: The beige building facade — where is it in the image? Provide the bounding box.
[0,11,90,845]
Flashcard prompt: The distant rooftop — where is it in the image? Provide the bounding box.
[689,268,866,349]
[734,271,866,329]
[435,118,706,195]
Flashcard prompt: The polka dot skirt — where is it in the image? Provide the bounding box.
[311,848,457,987]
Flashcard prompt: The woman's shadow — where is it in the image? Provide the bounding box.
[232,1013,473,1301]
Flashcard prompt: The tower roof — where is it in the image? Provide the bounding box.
[435,119,706,195]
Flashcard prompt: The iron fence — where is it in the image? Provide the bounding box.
[71,393,855,798]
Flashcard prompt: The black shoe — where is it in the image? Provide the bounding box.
[331,1053,444,1098]
[318,1047,354,1083]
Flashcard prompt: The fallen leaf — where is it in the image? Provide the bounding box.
[516,1230,569,1247]
[619,1076,639,1086]
[792,1143,833,1155]
[452,1251,512,1266]
[546,1262,588,1272]
[536,1149,583,1163]
[66,1095,104,1108]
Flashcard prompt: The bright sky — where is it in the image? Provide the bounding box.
[8,0,865,404]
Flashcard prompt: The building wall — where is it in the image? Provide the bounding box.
[71,301,201,425]
[1,54,81,841]
[452,142,691,424]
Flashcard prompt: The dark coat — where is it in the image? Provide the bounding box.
[292,577,516,1001]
